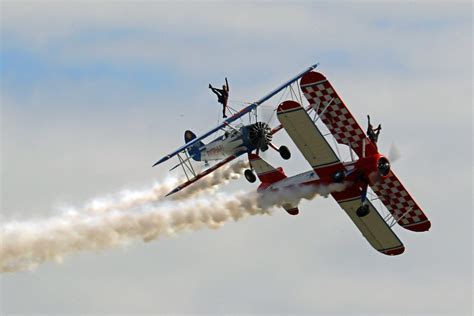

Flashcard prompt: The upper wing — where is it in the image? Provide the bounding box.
[153,63,319,167]
[370,171,431,232]
[300,71,377,158]
[277,100,340,170]
[335,190,405,256]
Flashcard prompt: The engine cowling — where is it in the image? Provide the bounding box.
[248,122,272,151]
[377,156,391,177]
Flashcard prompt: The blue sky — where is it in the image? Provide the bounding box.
[1,1,472,315]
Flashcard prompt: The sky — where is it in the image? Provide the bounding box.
[1,1,472,315]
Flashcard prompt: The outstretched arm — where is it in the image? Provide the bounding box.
[225,77,229,91]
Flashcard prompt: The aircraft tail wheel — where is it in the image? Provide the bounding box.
[244,169,257,183]
[356,204,370,217]
[279,145,291,160]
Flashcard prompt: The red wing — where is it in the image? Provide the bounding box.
[300,71,377,157]
[371,171,431,232]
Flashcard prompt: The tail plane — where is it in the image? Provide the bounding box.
[248,153,286,185]
[248,153,299,215]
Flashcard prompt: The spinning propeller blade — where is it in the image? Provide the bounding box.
[388,142,401,163]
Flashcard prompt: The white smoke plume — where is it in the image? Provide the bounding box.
[0,191,265,273]
[171,159,249,200]
[0,160,346,274]
[83,159,249,214]
[260,182,348,208]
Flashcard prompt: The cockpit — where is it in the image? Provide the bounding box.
[222,124,242,139]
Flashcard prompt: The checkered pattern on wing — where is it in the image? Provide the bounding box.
[371,172,429,229]
[301,80,366,154]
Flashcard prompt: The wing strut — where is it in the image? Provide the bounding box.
[176,152,196,181]
[384,207,413,228]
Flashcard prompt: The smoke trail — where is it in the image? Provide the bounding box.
[0,191,265,273]
[0,160,249,273]
[83,160,249,214]
[259,182,348,209]
[171,159,249,200]
[0,168,346,273]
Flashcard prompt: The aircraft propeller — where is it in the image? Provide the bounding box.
[388,142,401,163]
[248,122,273,152]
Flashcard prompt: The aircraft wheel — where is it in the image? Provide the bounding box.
[244,169,256,183]
[332,170,345,183]
[356,204,370,217]
[279,145,291,160]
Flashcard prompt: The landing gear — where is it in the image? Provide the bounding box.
[244,169,256,183]
[332,170,345,183]
[279,145,291,160]
[356,204,370,217]
[268,143,291,160]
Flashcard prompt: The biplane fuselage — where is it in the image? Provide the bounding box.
[189,127,251,163]
[257,153,388,193]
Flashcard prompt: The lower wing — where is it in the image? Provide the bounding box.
[334,190,405,256]
[165,152,245,196]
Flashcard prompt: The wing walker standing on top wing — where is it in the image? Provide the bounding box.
[209,78,230,118]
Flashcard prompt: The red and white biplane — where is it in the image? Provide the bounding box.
[250,71,431,256]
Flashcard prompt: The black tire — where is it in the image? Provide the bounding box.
[356,205,370,217]
[244,169,256,183]
[279,145,291,160]
[332,170,345,183]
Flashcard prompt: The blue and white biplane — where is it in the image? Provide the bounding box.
[152,63,319,196]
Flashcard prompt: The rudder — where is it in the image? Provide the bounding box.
[184,130,204,161]
[249,153,286,184]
